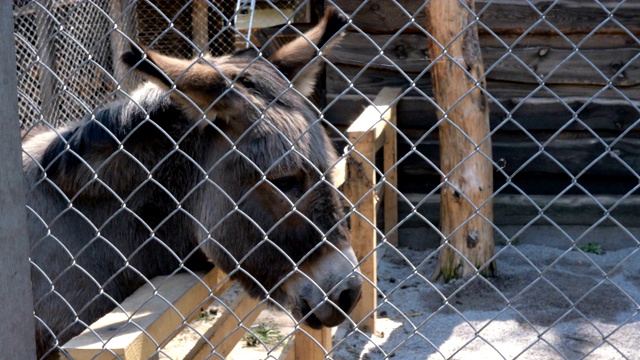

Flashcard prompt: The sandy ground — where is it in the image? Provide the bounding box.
[165,243,640,359]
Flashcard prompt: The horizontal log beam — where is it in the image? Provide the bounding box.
[328,33,640,87]
[395,137,640,178]
[326,66,640,100]
[334,0,640,35]
[325,95,640,133]
[398,193,640,227]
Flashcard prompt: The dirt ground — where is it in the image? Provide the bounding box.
[165,243,640,359]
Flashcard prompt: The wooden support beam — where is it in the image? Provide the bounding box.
[345,126,377,333]
[185,292,264,360]
[278,325,332,360]
[344,87,402,333]
[294,325,332,360]
[426,0,496,280]
[383,99,399,247]
[63,269,228,359]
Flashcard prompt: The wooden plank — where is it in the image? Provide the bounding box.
[0,1,38,358]
[343,87,401,333]
[185,293,264,360]
[383,101,399,247]
[326,66,640,100]
[328,33,640,87]
[347,87,402,148]
[278,337,296,360]
[396,136,640,179]
[399,194,640,229]
[326,95,640,133]
[294,325,332,360]
[63,269,226,359]
[333,0,640,35]
[344,128,377,333]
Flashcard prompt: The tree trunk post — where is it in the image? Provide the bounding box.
[425,0,496,281]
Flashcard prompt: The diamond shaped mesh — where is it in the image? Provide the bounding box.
[12,0,640,359]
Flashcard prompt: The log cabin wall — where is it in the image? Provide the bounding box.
[325,0,640,197]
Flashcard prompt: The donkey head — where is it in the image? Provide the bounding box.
[122,7,361,328]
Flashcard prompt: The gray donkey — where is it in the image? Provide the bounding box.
[22,8,361,359]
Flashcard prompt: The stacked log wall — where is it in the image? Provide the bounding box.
[326,0,640,196]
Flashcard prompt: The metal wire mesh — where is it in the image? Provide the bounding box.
[13,0,640,359]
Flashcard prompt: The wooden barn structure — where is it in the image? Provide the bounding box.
[321,0,640,248]
[6,0,640,358]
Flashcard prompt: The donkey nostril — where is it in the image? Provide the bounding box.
[337,288,360,313]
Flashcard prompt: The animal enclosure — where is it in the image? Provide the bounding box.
[4,0,640,359]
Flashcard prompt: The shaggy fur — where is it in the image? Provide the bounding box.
[24,8,360,359]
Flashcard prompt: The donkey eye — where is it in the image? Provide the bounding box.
[239,76,254,88]
[270,175,302,194]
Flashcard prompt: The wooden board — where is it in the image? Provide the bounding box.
[326,65,640,100]
[63,269,228,359]
[395,136,640,178]
[325,95,640,133]
[328,32,640,87]
[344,87,403,332]
[383,101,399,247]
[398,193,640,228]
[184,292,264,360]
[333,0,640,35]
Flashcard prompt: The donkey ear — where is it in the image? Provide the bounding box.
[268,7,348,97]
[122,46,226,117]
[122,46,173,88]
[122,47,211,91]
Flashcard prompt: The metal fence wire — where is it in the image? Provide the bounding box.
[13,0,640,359]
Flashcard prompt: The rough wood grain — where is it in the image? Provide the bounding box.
[398,194,640,229]
[396,136,640,179]
[294,325,332,360]
[328,33,640,86]
[326,95,640,133]
[63,269,227,359]
[344,87,402,332]
[0,1,37,358]
[426,0,496,280]
[334,0,640,35]
[326,66,640,100]
[185,292,264,360]
[383,100,399,247]
[345,127,377,332]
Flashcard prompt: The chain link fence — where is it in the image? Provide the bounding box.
[12,0,640,359]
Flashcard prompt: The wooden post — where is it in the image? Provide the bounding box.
[0,1,38,358]
[383,103,398,247]
[294,325,332,360]
[345,126,377,332]
[425,0,496,281]
[344,87,402,332]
